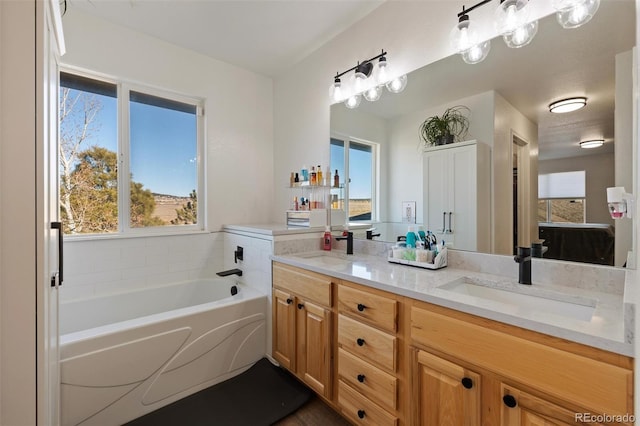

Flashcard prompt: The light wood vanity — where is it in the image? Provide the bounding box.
[272,261,634,425]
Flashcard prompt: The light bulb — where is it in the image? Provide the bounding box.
[450,16,480,53]
[350,72,368,96]
[344,94,361,109]
[363,85,382,102]
[329,78,344,103]
[386,75,407,94]
[461,40,491,64]
[553,0,599,28]
[503,20,538,48]
[495,0,530,35]
[375,58,389,85]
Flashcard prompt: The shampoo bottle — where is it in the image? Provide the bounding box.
[323,226,332,251]
[406,226,417,248]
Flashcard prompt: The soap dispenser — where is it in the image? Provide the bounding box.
[323,226,332,251]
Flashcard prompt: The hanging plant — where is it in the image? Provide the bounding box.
[419,105,470,147]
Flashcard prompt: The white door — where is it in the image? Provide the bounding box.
[423,149,449,243]
[37,1,65,424]
[450,144,477,251]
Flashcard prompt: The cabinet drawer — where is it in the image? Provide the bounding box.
[411,305,633,416]
[338,380,398,426]
[338,314,396,372]
[338,348,397,411]
[272,262,332,307]
[338,284,397,332]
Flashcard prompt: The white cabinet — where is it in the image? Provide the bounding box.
[423,140,490,252]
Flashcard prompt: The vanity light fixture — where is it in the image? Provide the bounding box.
[330,50,407,108]
[579,139,604,149]
[548,97,587,113]
[452,0,599,64]
[553,0,600,29]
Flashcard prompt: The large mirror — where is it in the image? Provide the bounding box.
[330,0,635,268]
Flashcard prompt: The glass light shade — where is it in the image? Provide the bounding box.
[579,139,604,149]
[363,85,382,102]
[385,74,407,94]
[374,59,390,85]
[461,40,491,64]
[549,97,587,113]
[450,18,481,53]
[502,20,538,48]
[553,0,600,28]
[329,80,344,103]
[344,94,361,109]
[350,71,369,96]
[495,0,531,35]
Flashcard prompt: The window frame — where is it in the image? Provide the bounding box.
[330,133,379,222]
[60,67,206,238]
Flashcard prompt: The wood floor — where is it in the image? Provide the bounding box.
[274,395,351,426]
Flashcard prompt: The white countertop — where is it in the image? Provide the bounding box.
[271,250,633,357]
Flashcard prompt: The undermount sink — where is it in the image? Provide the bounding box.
[293,252,353,267]
[438,277,597,321]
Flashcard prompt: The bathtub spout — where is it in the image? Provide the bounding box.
[216,268,243,277]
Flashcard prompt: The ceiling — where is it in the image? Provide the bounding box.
[67,0,384,77]
[346,0,635,160]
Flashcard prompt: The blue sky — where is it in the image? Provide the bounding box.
[66,90,196,197]
[330,140,372,200]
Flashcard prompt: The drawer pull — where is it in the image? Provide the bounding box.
[461,377,473,389]
[356,338,365,346]
[297,303,304,310]
[286,298,293,304]
[503,394,517,408]
[357,374,365,383]
[357,303,366,312]
[357,409,366,419]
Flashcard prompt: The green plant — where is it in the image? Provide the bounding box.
[419,105,470,147]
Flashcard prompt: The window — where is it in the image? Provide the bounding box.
[330,137,377,221]
[59,71,204,235]
[537,171,585,223]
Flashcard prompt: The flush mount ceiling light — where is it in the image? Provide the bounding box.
[451,0,599,64]
[329,50,407,108]
[553,0,600,29]
[549,97,587,113]
[579,139,604,149]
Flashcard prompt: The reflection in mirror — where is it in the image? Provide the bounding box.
[330,1,635,268]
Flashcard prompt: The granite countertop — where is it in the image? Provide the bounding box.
[271,250,633,357]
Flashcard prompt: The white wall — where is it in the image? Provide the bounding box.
[539,153,615,225]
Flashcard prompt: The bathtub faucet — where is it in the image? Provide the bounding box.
[216,268,243,277]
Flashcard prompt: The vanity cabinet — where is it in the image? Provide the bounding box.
[422,140,490,252]
[336,282,401,426]
[272,263,333,399]
[410,300,633,425]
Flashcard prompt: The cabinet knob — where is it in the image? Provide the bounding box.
[286,298,293,304]
[357,374,365,383]
[357,303,366,312]
[297,303,304,310]
[503,394,517,408]
[357,409,366,419]
[461,377,473,389]
[356,338,365,346]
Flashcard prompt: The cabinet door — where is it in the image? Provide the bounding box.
[298,299,332,398]
[414,349,481,426]
[423,150,449,239]
[500,384,607,426]
[449,144,477,251]
[273,288,296,371]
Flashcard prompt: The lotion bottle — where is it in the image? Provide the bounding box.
[406,226,417,248]
[323,226,332,251]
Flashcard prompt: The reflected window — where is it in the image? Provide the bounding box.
[538,171,586,223]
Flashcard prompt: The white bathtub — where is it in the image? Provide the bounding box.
[59,279,267,426]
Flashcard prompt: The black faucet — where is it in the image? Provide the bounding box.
[217,268,243,277]
[366,229,381,240]
[335,231,353,255]
[514,246,531,285]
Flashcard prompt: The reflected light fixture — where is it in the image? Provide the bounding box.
[330,50,407,108]
[553,0,600,29]
[549,97,587,113]
[452,0,599,64]
[579,139,604,149]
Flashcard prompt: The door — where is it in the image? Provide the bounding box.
[423,149,449,242]
[37,1,65,424]
[414,349,481,426]
[299,300,331,398]
[273,289,296,370]
[450,144,476,251]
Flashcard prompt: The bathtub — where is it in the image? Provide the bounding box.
[59,279,267,426]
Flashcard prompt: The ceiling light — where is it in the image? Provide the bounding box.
[579,139,604,149]
[553,0,600,29]
[549,97,587,113]
[330,50,407,108]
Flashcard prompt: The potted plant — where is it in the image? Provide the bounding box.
[419,105,470,147]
